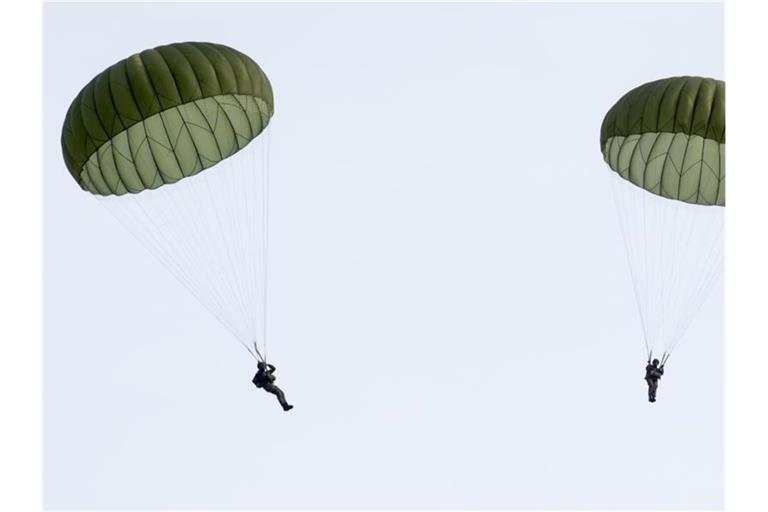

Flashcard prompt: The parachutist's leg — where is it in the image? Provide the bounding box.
[647,379,658,402]
[263,383,293,411]
[272,386,289,409]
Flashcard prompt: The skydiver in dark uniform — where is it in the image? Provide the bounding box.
[252,361,293,411]
[644,358,664,403]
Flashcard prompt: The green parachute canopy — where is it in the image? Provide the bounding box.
[600,76,725,206]
[61,41,274,196]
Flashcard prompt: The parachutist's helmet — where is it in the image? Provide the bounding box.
[652,359,660,366]
[257,361,266,370]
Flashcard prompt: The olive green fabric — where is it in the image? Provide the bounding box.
[600,76,725,206]
[61,42,273,196]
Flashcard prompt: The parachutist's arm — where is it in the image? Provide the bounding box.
[267,364,276,372]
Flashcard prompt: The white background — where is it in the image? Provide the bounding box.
[38,2,725,510]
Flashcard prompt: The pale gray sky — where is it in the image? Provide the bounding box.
[44,2,724,509]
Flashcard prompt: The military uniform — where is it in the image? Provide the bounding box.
[644,362,664,403]
[253,363,293,411]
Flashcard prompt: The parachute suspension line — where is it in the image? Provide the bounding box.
[260,129,271,364]
[252,342,265,363]
[97,136,270,362]
[665,213,724,355]
[231,131,263,362]
[608,172,723,359]
[610,174,651,359]
[201,163,254,352]
[186,141,260,359]
[98,190,260,361]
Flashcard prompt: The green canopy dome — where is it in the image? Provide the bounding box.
[61,41,274,196]
[600,76,725,206]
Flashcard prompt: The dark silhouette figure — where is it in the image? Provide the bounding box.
[252,361,293,411]
[644,358,664,403]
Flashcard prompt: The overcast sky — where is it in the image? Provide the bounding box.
[44,2,724,509]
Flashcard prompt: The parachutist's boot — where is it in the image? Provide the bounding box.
[283,404,294,411]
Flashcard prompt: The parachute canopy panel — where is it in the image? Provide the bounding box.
[61,42,274,196]
[600,76,725,206]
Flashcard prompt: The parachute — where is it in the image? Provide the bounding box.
[600,76,725,364]
[61,42,274,361]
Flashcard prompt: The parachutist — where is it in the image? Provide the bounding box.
[253,361,293,411]
[644,358,664,403]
